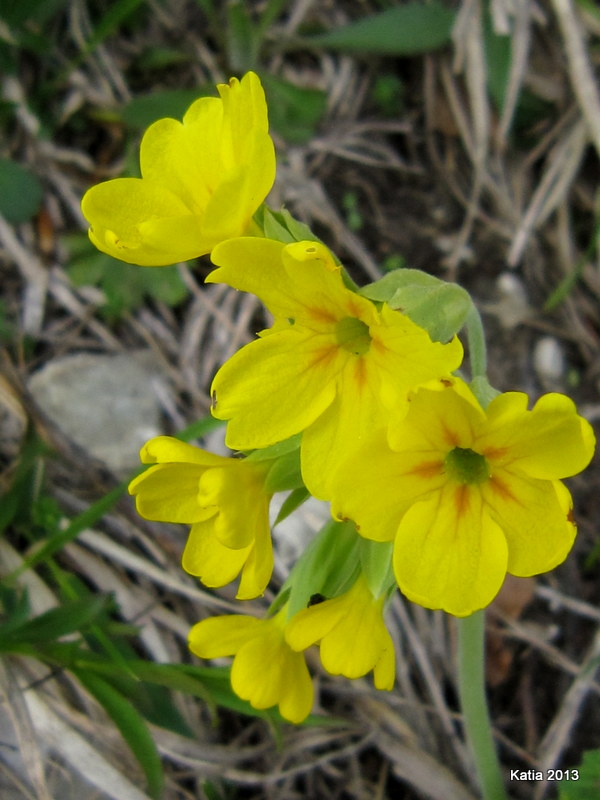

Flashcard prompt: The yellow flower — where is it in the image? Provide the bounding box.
[81,72,275,266]
[207,237,463,497]
[188,609,313,723]
[330,378,595,617]
[285,574,395,689]
[128,436,273,599]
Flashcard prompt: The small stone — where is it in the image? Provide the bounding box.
[494,273,530,329]
[533,336,565,383]
[29,352,163,475]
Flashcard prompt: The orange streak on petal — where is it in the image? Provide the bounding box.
[453,485,470,518]
[482,446,508,461]
[307,345,339,370]
[409,460,444,479]
[442,424,460,447]
[308,307,338,325]
[488,475,519,504]
[353,357,368,391]
[370,336,387,355]
[346,299,365,318]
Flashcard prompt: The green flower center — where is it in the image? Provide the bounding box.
[335,316,371,356]
[444,447,489,484]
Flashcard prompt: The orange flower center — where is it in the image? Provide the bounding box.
[444,447,489,485]
[335,316,371,356]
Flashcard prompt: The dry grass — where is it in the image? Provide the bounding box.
[1,1,599,798]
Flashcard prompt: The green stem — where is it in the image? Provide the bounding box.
[457,611,508,800]
[465,303,488,379]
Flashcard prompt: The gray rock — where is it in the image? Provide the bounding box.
[28,352,163,475]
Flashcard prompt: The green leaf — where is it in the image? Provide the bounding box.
[264,448,304,493]
[483,7,512,112]
[559,750,600,799]
[274,487,310,526]
[0,596,111,650]
[72,671,163,799]
[307,2,456,55]
[83,0,146,56]
[245,434,302,462]
[0,0,71,27]
[360,540,394,598]
[0,158,43,223]
[226,0,260,71]
[260,73,327,144]
[175,415,226,443]
[0,586,31,636]
[66,235,188,318]
[257,205,324,245]
[284,520,361,617]
[6,480,129,581]
[360,268,472,342]
[121,87,210,129]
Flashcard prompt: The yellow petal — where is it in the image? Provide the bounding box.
[82,71,275,267]
[286,576,395,684]
[330,427,445,542]
[373,644,395,691]
[277,650,314,723]
[387,378,485,453]
[301,356,385,499]
[477,392,595,479]
[235,518,274,600]
[139,108,221,211]
[372,306,464,410]
[230,621,313,722]
[128,463,216,523]
[188,614,261,658]
[216,72,270,160]
[197,466,259,548]
[212,327,338,449]
[231,627,285,709]
[82,178,194,266]
[393,484,508,616]
[285,598,346,651]
[182,521,252,587]
[208,237,369,328]
[139,436,226,466]
[482,469,577,576]
[202,132,275,239]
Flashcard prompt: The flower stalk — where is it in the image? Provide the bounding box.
[457,611,508,800]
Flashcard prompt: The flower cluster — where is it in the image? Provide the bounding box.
[83,72,595,723]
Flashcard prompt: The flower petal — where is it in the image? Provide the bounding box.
[285,598,346,651]
[236,518,274,600]
[477,392,595,479]
[393,484,508,616]
[139,107,221,211]
[139,436,226,466]
[373,644,395,691]
[231,629,283,709]
[82,178,194,266]
[188,614,261,658]
[482,469,577,576]
[202,132,275,240]
[208,238,373,328]
[301,356,384,499]
[371,307,464,412]
[182,521,251,588]
[277,650,314,723]
[387,378,485,453]
[330,428,445,542]
[212,327,339,449]
[128,463,216,523]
